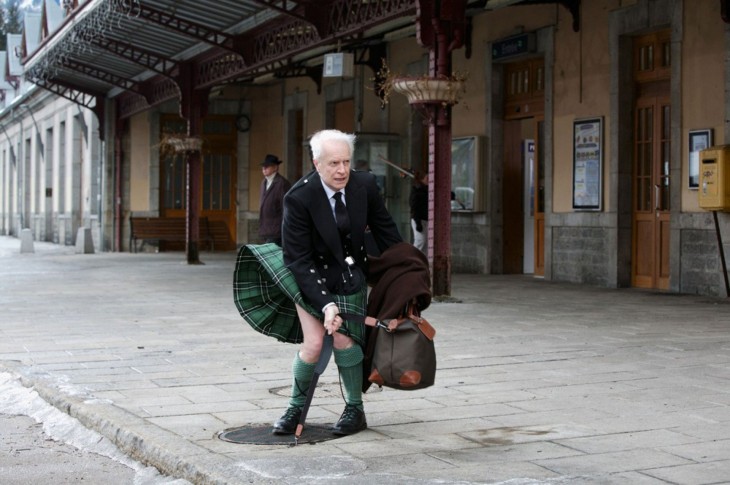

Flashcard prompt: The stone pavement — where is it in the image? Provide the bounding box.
[1,235,730,484]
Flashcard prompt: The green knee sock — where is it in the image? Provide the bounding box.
[289,352,316,408]
[334,345,364,410]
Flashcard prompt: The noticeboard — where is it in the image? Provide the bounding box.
[572,118,603,211]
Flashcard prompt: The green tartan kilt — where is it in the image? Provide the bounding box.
[233,243,367,346]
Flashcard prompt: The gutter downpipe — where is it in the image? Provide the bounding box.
[114,124,122,251]
[18,110,24,232]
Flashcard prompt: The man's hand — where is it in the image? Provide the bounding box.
[323,304,342,335]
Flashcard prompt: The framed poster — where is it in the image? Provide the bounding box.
[688,129,713,189]
[572,117,603,211]
[451,136,482,211]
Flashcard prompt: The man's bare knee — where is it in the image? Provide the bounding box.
[299,338,323,362]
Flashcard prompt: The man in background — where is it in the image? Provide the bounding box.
[409,170,428,254]
[259,154,291,246]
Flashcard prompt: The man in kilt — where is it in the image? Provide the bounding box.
[275,129,402,435]
[233,130,402,434]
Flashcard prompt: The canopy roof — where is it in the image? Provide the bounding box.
[21,0,580,116]
[22,0,420,115]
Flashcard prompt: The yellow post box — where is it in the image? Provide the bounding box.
[699,145,730,211]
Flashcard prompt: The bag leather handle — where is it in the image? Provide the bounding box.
[409,313,436,341]
[340,313,436,341]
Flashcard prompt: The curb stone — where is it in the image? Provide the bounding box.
[1,362,276,485]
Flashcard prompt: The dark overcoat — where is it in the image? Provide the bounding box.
[259,172,291,240]
[282,169,402,312]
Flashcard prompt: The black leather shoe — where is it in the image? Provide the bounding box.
[272,407,302,435]
[332,405,367,436]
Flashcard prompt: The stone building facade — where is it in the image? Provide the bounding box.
[1,0,729,296]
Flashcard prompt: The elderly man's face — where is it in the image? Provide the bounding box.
[314,140,351,191]
[261,164,278,176]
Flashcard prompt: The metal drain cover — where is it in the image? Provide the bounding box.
[218,423,340,445]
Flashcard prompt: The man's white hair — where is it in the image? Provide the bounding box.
[309,129,356,160]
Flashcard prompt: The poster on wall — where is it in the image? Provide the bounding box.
[688,129,713,189]
[451,136,481,211]
[572,117,603,211]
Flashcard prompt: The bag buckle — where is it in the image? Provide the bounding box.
[376,320,393,332]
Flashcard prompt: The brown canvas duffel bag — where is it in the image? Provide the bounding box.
[345,305,436,392]
[367,309,436,390]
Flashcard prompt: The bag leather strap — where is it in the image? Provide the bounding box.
[340,312,436,341]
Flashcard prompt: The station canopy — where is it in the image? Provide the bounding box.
[21,0,578,117]
[21,0,422,116]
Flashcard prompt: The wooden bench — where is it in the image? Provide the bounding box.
[207,219,233,251]
[129,217,215,252]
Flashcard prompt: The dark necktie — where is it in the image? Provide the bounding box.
[333,192,351,237]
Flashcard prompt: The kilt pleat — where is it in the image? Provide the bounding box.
[233,243,367,346]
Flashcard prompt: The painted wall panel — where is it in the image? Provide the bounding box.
[129,112,150,212]
[681,0,724,211]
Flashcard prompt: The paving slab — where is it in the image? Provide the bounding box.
[2,235,730,484]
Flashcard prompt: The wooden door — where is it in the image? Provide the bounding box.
[534,119,545,276]
[503,119,524,273]
[160,114,237,251]
[333,99,355,133]
[503,118,544,275]
[200,116,237,250]
[503,58,544,275]
[631,31,671,289]
[632,97,670,289]
[160,116,188,223]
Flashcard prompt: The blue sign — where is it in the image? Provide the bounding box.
[492,33,536,60]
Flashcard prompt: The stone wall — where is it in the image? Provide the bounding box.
[451,216,489,274]
[551,226,610,286]
[680,229,724,297]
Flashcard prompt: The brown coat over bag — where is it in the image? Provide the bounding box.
[361,242,434,392]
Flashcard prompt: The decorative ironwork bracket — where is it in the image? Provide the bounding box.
[29,78,106,140]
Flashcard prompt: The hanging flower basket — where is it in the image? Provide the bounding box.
[391,78,466,105]
[373,61,468,108]
[165,136,203,153]
[157,134,204,159]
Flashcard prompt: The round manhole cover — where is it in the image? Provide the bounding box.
[220,382,381,445]
[218,423,339,445]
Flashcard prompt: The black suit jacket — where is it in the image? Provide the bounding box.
[282,169,402,311]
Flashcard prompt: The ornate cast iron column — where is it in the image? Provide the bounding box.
[416,0,467,296]
[178,63,209,265]
[184,135,203,264]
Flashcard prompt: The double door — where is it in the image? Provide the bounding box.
[503,117,544,276]
[631,96,670,289]
[160,115,237,251]
[502,58,545,275]
[631,31,671,289]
